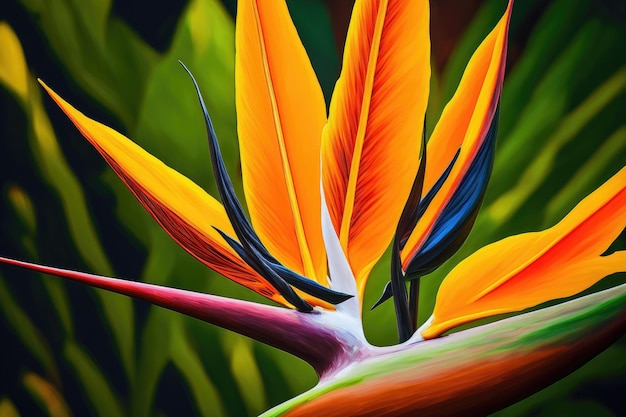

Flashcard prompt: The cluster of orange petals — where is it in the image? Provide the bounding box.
[35,0,625,339]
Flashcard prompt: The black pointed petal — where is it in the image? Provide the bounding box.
[400,148,460,249]
[213,228,313,312]
[272,265,353,304]
[396,128,427,248]
[390,123,427,342]
[371,281,393,310]
[180,62,267,256]
[181,61,312,310]
[214,228,352,305]
[406,107,499,276]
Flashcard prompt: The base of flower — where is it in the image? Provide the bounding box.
[263,283,626,416]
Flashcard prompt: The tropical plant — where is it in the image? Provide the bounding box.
[1,0,625,416]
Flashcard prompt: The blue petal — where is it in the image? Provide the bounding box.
[406,108,499,276]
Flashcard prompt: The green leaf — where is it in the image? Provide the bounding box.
[131,234,178,417]
[133,0,237,191]
[0,22,29,102]
[132,308,173,417]
[0,21,136,381]
[499,0,595,137]
[170,316,227,417]
[222,334,267,416]
[64,341,125,417]
[4,185,73,337]
[286,0,339,102]
[255,344,314,415]
[18,0,157,127]
[0,276,58,381]
[534,400,614,417]
[487,67,626,224]
[545,125,626,223]
[488,21,610,201]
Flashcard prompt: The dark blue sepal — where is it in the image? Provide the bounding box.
[213,228,313,311]
[373,109,498,313]
[402,149,460,249]
[390,128,427,342]
[406,107,499,276]
[181,62,311,311]
[181,62,351,310]
[396,127,428,248]
[215,228,352,304]
[371,281,393,310]
[272,265,353,304]
[371,149,459,310]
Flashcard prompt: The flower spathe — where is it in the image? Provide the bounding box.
[2,0,626,413]
[35,0,515,321]
[7,0,626,341]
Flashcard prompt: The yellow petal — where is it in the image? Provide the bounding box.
[39,81,292,306]
[322,0,430,296]
[236,0,327,283]
[401,0,512,268]
[422,166,626,339]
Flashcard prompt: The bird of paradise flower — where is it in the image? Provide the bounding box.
[2,0,626,415]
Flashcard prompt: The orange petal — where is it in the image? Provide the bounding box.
[322,0,430,296]
[39,81,292,306]
[422,166,626,339]
[236,0,327,283]
[401,0,512,268]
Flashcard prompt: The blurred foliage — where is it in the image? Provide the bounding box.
[0,0,624,416]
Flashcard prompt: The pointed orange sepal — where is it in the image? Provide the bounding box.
[39,81,299,306]
[401,0,513,268]
[322,0,431,296]
[236,0,327,283]
[422,166,626,339]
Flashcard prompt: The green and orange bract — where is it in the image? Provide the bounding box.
[1,0,626,415]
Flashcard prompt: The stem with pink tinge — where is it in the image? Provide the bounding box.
[0,256,368,376]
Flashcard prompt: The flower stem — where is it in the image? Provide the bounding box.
[0,256,365,376]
